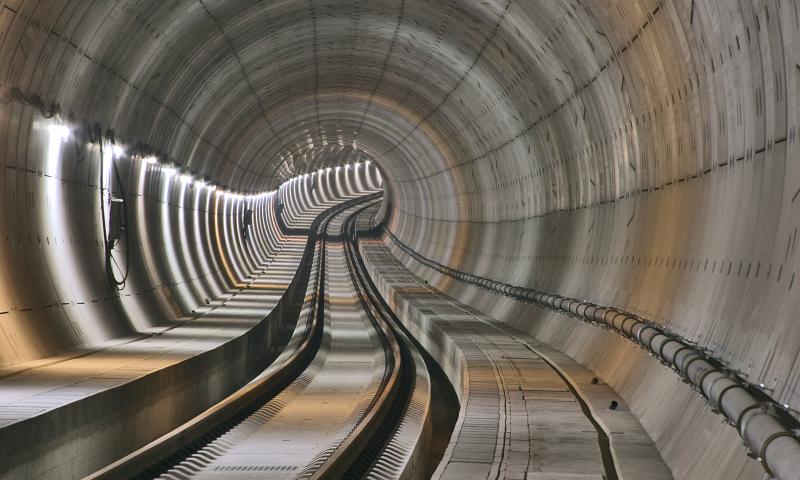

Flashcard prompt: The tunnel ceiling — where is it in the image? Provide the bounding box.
[8,0,645,194]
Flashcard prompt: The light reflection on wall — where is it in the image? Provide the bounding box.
[41,121,113,342]
[178,176,206,306]
[134,157,173,328]
[2,111,388,368]
[277,161,383,229]
[230,197,253,275]
[36,123,385,349]
[161,166,194,309]
[213,191,243,288]
[222,194,245,284]
[202,186,226,297]
[192,183,219,301]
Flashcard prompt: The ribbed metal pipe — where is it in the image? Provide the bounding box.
[384,228,800,480]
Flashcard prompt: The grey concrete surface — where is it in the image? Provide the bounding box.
[358,218,671,480]
[0,237,306,479]
[0,163,379,478]
[157,204,383,479]
[1,0,798,479]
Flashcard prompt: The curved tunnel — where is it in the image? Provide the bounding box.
[1,1,799,479]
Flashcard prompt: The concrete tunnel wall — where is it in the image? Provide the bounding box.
[1,0,799,479]
[0,126,282,366]
[0,124,381,367]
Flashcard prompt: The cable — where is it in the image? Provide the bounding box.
[97,124,130,292]
[109,153,131,289]
[2,88,121,290]
[3,87,61,118]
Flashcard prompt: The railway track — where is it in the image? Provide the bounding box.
[354,202,646,479]
[87,193,632,480]
[87,194,442,480]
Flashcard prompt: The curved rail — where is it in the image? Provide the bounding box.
[307,201,428,479]
[86,193,380,480]
[87,193,437,480]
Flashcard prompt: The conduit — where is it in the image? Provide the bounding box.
[384,228,800,480]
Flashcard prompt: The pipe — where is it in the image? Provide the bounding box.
[383,228,800,480]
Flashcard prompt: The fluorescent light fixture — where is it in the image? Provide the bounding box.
[180,173,193,183]
[144,156,158,164]
[112,144,124,158]
[163,165,177,177]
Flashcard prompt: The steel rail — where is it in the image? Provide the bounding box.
[85,194,379,480]
[306,200,422,479]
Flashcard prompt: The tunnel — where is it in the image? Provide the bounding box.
[1,0,799,479]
